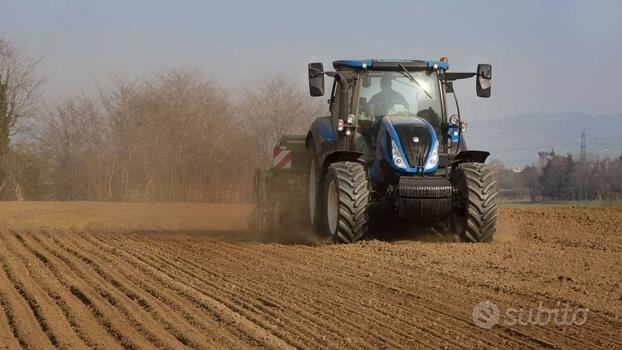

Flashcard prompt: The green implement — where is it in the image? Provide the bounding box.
[253,135,310,240]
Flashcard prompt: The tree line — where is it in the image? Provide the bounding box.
[0,37,322,202]
[495,152,622,202]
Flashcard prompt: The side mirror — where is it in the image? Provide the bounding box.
[476,64,492,97]
[308,62,325,96]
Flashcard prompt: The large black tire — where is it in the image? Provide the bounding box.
[324,162,370,243]
[451,162,497,242]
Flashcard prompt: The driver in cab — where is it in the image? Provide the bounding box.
[368,75,408,117]
[355,75,409,157]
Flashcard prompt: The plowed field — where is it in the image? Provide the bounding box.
[0,202,620,349]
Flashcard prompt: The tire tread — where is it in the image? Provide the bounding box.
[455,163,497,243]
[327,162,370,243]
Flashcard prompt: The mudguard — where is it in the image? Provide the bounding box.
[306,116,335,160]
[451,150,490,164]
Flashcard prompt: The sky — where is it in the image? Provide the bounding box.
[1,0,622,122]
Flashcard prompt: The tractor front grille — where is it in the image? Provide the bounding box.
[393,124,431,168]
[398,176,452,218]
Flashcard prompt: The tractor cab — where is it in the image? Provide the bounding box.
[336,61,446,164]
[332,59,446,133]
[308,58,491,178]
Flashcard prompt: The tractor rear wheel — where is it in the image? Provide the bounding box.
[451,162,497,242]
[324,162,370,243]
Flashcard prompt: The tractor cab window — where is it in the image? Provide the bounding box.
[355,70,442,155]
[357,70,442,130]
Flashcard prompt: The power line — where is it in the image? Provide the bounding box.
[484,144,579,151]
[588,142,622,146]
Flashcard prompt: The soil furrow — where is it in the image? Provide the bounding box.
[241,241,600,349]
[4,232,95,349]
[86,233,295,349]
[22,231,149,350]
[49,233,201,349]
[156,238,473,349]
[178,239,592,346]
[0,276,51,349]
[0,204,620,349]
[62,233,264,350]
[34,231,189,350]
[0,291,28,349]
[211,239,503,348]
[0,251,60,349]
[56,233,222,350]
[12,232,124,349]
[96,234,310,349]
[124,236,441,349]
[310,242,621,349]
[110,236,363,350]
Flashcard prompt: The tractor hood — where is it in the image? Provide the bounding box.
[377,116,439,174]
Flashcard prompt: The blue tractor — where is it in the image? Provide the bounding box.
[304,58,497,243]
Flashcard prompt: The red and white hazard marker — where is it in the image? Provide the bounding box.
[273,147,292,170]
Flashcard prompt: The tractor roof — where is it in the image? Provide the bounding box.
[332,59,448,71]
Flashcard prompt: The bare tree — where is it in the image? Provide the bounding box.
[38,69,250,202]
[0,38,42,198]
[0,39,41,148]
[38,95,111,200]
[109,69,237,201]
[236,74,325,166]
[99,76,142,200]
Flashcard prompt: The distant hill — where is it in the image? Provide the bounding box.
[466,113,622,166]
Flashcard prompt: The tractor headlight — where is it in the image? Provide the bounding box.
[391,140,407,169]
[449,114,460,126]
[424,141,439,171]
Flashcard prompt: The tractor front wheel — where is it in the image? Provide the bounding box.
[451,162,498,242]
[324,162,370,243]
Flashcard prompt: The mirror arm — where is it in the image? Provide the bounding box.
[445,72,477,81]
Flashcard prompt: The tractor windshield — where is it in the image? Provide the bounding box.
[357,70,442,132]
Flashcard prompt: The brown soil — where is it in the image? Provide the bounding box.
[0,202,620,349]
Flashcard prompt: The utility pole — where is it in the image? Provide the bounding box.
[580,130,587,161]
[580,131,587,199]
